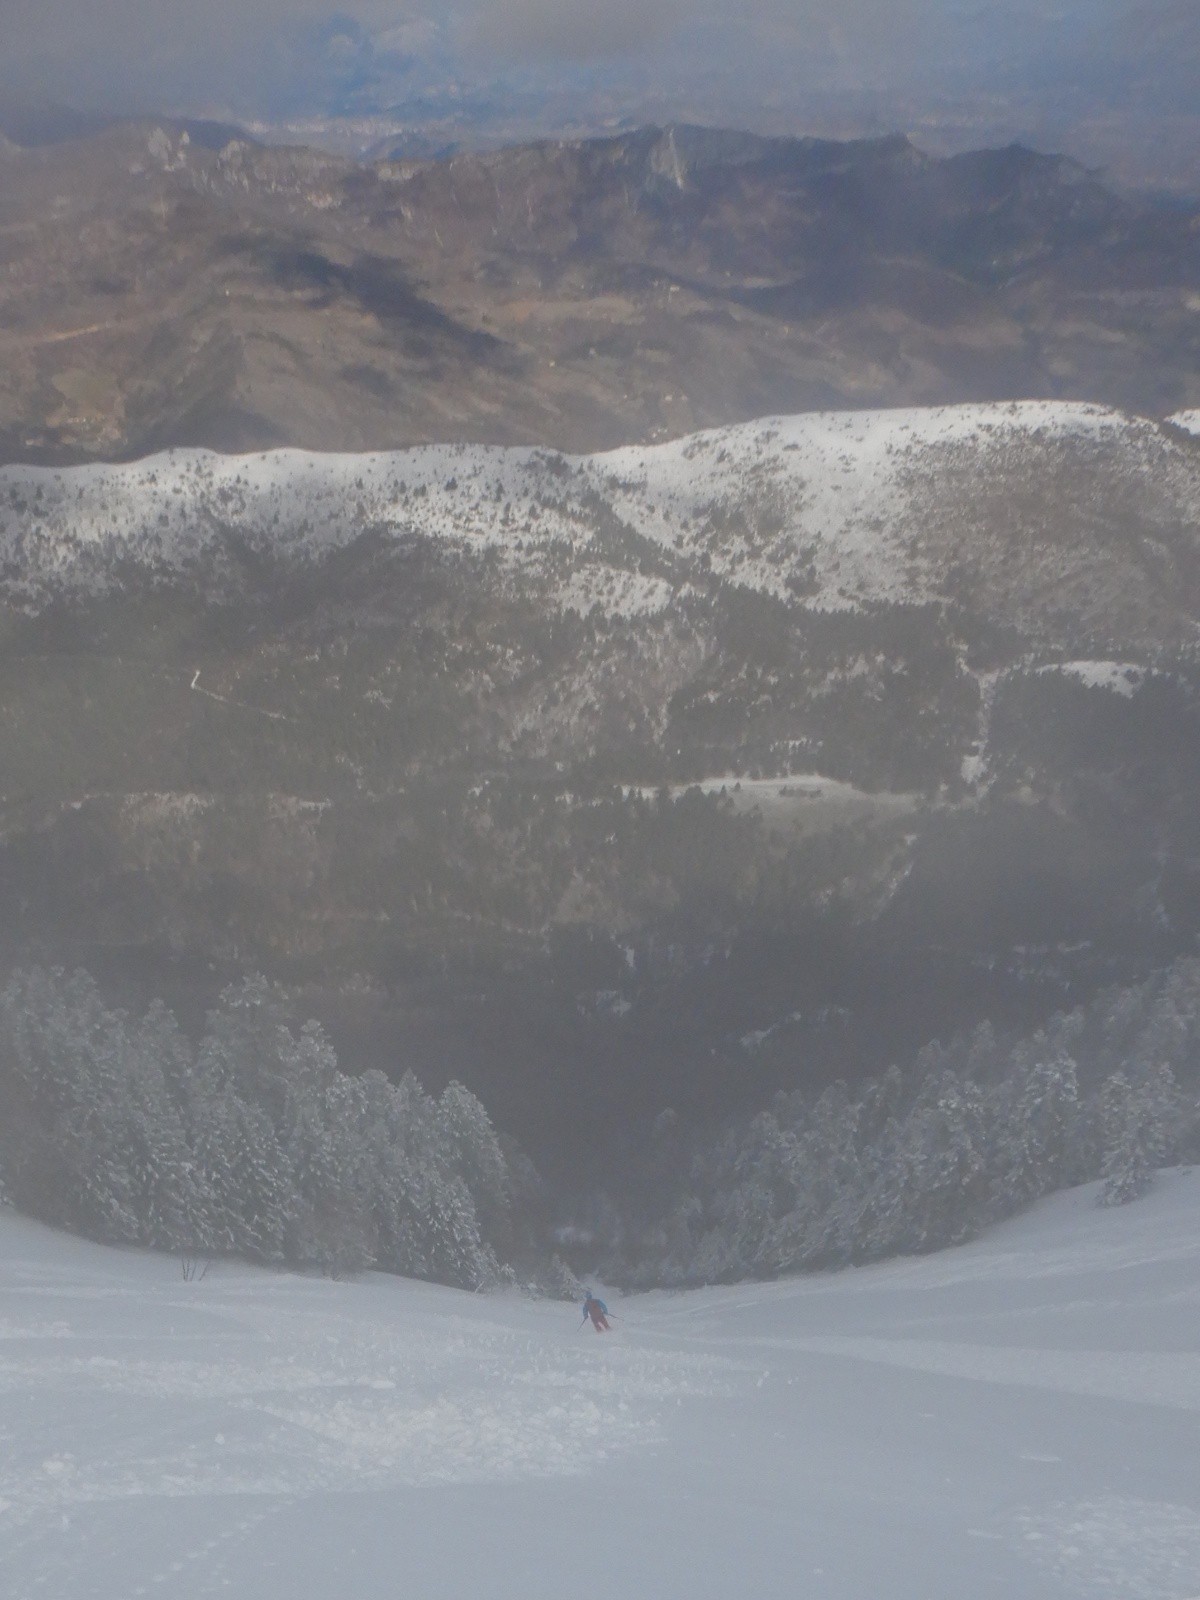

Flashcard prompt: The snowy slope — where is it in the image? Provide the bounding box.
[2,402,1197,633]
[3,1171,1200,1600]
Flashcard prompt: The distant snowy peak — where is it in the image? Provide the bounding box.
[2,401,1198,645]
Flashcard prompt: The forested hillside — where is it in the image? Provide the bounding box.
[597,955,1200,1285]
[0,967,527,1288]
[2,403,1200,1279]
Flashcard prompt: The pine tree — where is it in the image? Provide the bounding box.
[287,1072,375,1276]
[197,976,298,1127]
[114,1001,208,1251]
[437,1081,511,1240]
[861,1073,991,1256]
[1099,1064,1180,1206]
[769,1084,863,1271]
[225,1097,293,1263]
[994,1051,1081,1209]
[0,967,140,1240]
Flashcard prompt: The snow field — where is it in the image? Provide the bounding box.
[0,1230,730,1509]
[2,1170,1200,1598]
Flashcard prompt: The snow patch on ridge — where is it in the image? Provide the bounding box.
[558,564,674,618]
[1035,660,1147,696]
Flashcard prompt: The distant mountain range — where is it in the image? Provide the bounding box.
[270,1,1200,192]
[3,402,1199,1167]
[1,121,1198,470]
[3,1,1197,189]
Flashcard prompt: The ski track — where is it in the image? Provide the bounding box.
[2,1171,1200,1598]
[3,1495,292,1600]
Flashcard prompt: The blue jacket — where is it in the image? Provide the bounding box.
[583,1295,607,1316]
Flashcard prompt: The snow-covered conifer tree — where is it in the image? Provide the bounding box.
[994,1050,1081,1209]
[437,1080,511,1238]
[864,1072,990,1255]
[1099,1063,1180,1206]
[768,1083,863,1271]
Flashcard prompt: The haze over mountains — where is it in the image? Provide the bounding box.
[4,401,1200,1168]
[290,1,1200,198]
[4,1,1199,194]
[1,120,1199,469]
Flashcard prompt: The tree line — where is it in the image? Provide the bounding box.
[3,956,1199,1293]
[0,968,519,1289]
[595,957,1200,1287]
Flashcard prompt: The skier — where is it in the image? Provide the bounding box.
[581,1289,611,1331]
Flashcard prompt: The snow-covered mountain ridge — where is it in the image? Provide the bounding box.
[4,400,1200,645]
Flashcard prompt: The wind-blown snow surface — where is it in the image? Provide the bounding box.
[3,401,1198,624]
[3,1173,1200,1600]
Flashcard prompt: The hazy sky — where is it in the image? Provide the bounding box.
[0,0,1122,114]
[0,0,857,64]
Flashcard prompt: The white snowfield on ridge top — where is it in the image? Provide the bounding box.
[2,1171,1200,1600]
[2,400,1199,618]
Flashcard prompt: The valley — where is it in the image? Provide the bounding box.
[4,13,1200,1597]
[2,402,1199,1167]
